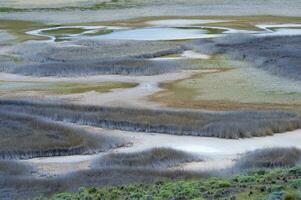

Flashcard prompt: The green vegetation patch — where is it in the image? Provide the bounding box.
[0,19,47,42]
[152,56,301,111]
[0,81,137,95]
[85,29,113,36]
[47,82,137,94]
[42,28,86,35]
[43,166,301,200]
[187,68,301,105]
[0,0,138,12]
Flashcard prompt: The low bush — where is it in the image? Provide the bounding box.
[40,166,301,200]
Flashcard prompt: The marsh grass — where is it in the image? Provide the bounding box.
[235,148,301,170]
[2,58,185,76]
[0,111,126,159]
[92,148,201,169]
[194,35,301,81]
[1,100,300,139]
[0,160,33,176]
[4,38,184,75]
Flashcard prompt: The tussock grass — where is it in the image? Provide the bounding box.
[4,40,186,76]
[0,110,126,159]
[10,39,182,62]
[235,147,301,169]
[193,35,301,81]
[93,148,200,169]
[2,58,183,76]
[1,100,300,139]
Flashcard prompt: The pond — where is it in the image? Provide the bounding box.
[26,21,301,42]
[90,27,218,41]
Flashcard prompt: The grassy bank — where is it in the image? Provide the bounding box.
[41,165,301,200]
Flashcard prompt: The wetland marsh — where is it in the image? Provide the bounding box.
[0,1,301,199]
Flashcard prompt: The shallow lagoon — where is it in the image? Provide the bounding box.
[27,22,301,42]
[91,27,217,41]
